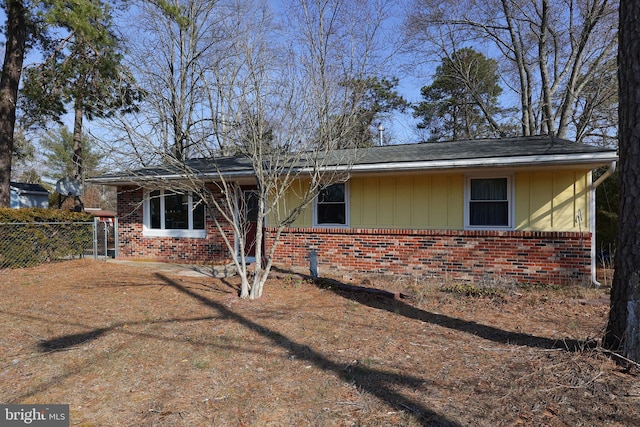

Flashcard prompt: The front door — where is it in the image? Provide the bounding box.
[243,190,260,260]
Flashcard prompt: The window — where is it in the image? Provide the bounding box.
[144,190,206,237]
[466,177,511,228]
[314,183,348,226]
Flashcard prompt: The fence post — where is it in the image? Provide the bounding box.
[93,217,98,260]
[114,217,119,258]
[103,221,108,259]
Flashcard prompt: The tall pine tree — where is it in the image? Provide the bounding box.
[413,47,511,142]
[0,0,173,207]
[603,0,640,363]
[0,0,28,207]
[19,0,141,209]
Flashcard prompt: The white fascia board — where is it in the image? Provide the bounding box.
[304,152,618,173]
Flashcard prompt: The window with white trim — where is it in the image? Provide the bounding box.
[144,190,206,237]
[314,183,348,226]
[466,176,512,228]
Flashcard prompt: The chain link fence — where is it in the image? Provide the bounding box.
[0,218,118,269]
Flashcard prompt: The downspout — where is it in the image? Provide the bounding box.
[590,161,617,286]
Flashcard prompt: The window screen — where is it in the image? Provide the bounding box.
[317,183,346,225]
[469,178,509,227]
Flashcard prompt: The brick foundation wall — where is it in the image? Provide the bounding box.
[116,186,234,263]
[264,227,592,285]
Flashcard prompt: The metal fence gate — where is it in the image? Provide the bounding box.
[93,216,118,259]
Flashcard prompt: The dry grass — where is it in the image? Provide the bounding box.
[0,260,637,426]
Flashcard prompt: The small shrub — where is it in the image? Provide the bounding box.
[440,283,503,299]
[405,280,441,305]
[516,282,562,291]
[0,207,93,223]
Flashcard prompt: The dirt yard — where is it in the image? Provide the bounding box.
[0,260,638,426]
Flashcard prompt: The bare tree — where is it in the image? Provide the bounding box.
[97,0,390,299]
[404,0,618,145]
[113,0,225,163]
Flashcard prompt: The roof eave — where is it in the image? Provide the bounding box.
[318,152,619,173]
[87,170,257,186]
[14,191,50,196]
[88,151,618,185]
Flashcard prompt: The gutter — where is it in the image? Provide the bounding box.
[13,190,50,196]
[301,152,619,174]
[590,160,617,287]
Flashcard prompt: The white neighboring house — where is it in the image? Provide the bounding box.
[10,182,50,209]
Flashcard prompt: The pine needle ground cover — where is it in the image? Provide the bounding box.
[1,260,637,426]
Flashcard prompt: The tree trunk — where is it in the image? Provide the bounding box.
[73,104,84,210]
[537,0,555,136]
[603,0,640,362]
[556,1,611,141]
[239,271,250,298]
[249,192,265,300]
[500,0,532,136]
[0,0,27,207]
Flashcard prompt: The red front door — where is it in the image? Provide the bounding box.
[243,190,259,258]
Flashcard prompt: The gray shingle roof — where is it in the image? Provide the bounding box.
[347,136,615,165]
[89,136,617,184]
[10,182,50,194]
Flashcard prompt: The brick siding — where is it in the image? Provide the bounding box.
[116,186,592,285]
[116,186,234,263]
[264,227,592,285]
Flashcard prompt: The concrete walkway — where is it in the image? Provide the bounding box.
[106,259,237,278]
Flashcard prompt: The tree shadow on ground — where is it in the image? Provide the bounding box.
[4,312,253,403]
[153,273,460,426]
[38,328,110,352]
[314,277,595,352]
[22,273,461,426]
[33,314,224,353]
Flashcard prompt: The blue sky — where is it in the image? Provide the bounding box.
[1,0,427,157]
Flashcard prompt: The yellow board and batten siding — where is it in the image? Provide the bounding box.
[271,169,591,232]
[349,174,464,229]
[514,170,590,232]
[272,179,311,227]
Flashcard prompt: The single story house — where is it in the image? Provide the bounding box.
[89,136,618,286]
[10,182,50,209]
